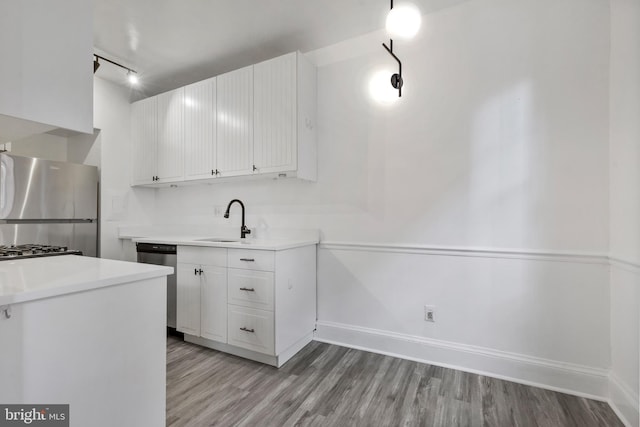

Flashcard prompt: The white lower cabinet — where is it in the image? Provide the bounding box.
[176,263,201,336]
[227,305,275,355]
[176,247,227,342]
[200,265,228,343]
[227,268,274,310]
[176,244,317,367]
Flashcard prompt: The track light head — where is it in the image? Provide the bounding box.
[127,71,139,85]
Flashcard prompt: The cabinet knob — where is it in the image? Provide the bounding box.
[198,269,204,275]
[239,287,255,292]
[240,327,255,333]
[252,165,258,172]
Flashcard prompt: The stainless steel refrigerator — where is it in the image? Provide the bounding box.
[0,153,99,256]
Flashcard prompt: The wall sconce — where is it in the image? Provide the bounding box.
[381,1,422,97]
[93,54,139,86]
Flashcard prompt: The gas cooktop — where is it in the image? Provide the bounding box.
[0,244,83,260]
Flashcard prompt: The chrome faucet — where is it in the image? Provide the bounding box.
[224,199,251,239]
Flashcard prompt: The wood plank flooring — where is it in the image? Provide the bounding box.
[166,337,623,427]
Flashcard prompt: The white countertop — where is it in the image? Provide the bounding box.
[0,255,173,305]
[133,235,319,251]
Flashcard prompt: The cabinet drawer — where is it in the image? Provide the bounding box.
[227,305,274,355]
[228,269,274,311]
[228,249,274,271]
[178,246,227,267]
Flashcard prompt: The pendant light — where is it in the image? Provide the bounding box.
[386,2,422,40]
[381,0,422,97]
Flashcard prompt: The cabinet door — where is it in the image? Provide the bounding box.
[156,87,184,182]
[176,263,201,336]
[184,77,217,180]
[253,52,297,174]
[200,265,227,343]
[131,96,157,185]
[216,65,253,177]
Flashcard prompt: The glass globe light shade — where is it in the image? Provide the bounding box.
[386,3,422,40]
[369,70,399,105]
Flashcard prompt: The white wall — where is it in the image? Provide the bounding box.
[67,131,101,169]
[149,0,612,398]
[9,133,68,162]
[609,0,640,425]
[93,77,155,261]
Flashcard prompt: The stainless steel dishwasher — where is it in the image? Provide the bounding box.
[136,243,177,330]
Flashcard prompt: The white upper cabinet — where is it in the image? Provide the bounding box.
[130,51,316,187]
[253,52,317,180]
[131,97,157,186]
[156,88,185,182]
[184,77,217,180]
[253,53,297,175]
[131,88,184,185]
[216,65,254,177]
[0,0,93,142]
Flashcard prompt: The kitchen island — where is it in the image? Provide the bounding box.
[0,255,172,427]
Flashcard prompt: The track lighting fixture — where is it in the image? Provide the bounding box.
[381,0,421,97]
[93,54,139,86]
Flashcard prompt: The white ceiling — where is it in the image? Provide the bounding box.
[93,0,468,99]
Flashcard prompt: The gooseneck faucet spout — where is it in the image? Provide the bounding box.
[224,199,251,239]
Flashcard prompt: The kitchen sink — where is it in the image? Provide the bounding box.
[194,237,241,243]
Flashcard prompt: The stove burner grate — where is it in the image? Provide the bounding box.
[0,244,82,259]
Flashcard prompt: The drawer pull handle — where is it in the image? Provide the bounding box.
[240,327,255,333]
[194,268,198,275]
[239,287,255,292]
[239,258,255,262]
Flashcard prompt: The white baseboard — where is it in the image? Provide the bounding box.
[609,373,640,427]
[314,320,609,401]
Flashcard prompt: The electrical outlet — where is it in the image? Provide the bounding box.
[424,305,436,323]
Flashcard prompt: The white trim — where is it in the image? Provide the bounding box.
[608,372,639,427]
[320,241,609,265]
[314,320,610,401]
[610,256,640,274]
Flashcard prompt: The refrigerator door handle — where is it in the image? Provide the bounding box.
[0,154,15,219]
[0,218,96,224]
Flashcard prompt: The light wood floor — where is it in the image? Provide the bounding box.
[166,336,623,427]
